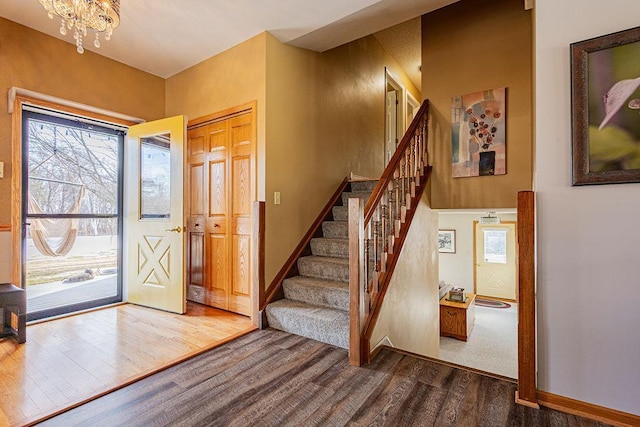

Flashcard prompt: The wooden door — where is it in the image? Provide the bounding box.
[186,125,206,304]
[228,113,253,315]
[474,222,517,300]
[186,108,254,316]
[126,116,187,314]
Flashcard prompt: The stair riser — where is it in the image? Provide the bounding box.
[310,238,349,258]
[322,221,348,239]
[332,205,348,222]
[283,280,348,311]
[298,258,349,282]
[350,180,379,193]
[265,303,349,349]
[341,192,372,206]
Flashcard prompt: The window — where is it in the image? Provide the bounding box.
[483,229,508,264]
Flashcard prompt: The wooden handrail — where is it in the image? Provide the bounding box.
[349,99,431,366]
[259,177,350,314]
[364,100,430,225]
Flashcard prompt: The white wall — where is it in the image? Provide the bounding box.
[438,211,516,293]
[536,0,640,415]
[371,192,440,358]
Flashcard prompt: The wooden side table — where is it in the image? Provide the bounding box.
[439,292,476,341]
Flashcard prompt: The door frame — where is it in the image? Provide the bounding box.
[186,101,260,324]
[10,92,141,289]
[472,220,518,301]
[384,69,405,165]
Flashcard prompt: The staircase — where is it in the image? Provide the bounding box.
[265,180,378,349]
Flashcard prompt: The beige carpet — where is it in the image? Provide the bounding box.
[438,303,518,379]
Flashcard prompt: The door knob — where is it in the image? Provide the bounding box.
[165,226,182,233]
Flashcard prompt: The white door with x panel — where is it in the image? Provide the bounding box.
[125,116,186,314]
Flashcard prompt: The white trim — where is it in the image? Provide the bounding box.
[8,87,144,124]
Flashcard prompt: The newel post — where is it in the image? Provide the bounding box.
[348,197,365,366]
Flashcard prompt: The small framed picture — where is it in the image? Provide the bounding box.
[439,229,456,254]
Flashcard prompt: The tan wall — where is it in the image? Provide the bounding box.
[264,34,321,284]
[422,0,533,209]
[371,191,440,358]
[0,18,165,226]
[165,33,267,202]
[319,35,421,181]
[263,34,421,285]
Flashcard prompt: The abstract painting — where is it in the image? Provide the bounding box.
[451,87,506,178]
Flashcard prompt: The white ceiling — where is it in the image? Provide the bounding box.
[0,0,458,79]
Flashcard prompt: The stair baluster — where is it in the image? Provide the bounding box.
[349,100,431,366]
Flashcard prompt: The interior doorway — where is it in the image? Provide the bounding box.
[384,70,405,166]
[21,108,124,321]
[436,210,518,379]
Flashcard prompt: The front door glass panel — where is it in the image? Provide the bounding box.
[140,134,171,219]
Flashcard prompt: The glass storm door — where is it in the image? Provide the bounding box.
[22,110,124,321]
[125,116,187,313]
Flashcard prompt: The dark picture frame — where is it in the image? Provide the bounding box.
[571,26,640,185]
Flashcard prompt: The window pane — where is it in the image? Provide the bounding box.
[140,135,171,219]
[483,229,507,264]
[27,118,119,215]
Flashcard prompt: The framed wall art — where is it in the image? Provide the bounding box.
[571,26,640,185]
[451,87,506,178]
[438,229,456,254]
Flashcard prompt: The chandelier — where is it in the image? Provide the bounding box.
[38,0,120,54]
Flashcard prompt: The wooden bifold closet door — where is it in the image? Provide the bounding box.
[186,108,254,316]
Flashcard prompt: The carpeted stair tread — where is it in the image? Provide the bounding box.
[297,255,349,282]
[341,191,373,206]
[350,180,379,193]
[322,221,349,239]
[283,276,348,311]
[310,237,349,258]
[265,299,349,349]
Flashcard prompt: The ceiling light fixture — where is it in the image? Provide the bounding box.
[38,0,120,54]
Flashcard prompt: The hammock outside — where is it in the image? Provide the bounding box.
[28,186,85,257]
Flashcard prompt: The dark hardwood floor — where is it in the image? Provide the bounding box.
[38,329,608,427]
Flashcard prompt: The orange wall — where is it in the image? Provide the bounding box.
[165,32,267,201]
[0,18,165,224]
[422,0,533,208]
[263,33,421,284]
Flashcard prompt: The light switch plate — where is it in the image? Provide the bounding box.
[274,192,281,205]
[0,162,4,178]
